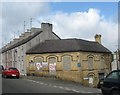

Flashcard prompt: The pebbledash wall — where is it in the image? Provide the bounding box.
[1,23,60,75]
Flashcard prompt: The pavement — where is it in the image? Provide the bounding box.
[22,75,102,94]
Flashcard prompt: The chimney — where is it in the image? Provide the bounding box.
[6,43,11,48]
[19,35,24,40]
[41,22,53,41]
[22,31,31,38]
[30,28,41,35]
[95,34,101,44]
[10,41,13,46]
[41,22,52,32]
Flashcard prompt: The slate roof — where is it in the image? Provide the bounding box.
[26,39,111,54]
[2,30,61,53]
[2,31,42,53]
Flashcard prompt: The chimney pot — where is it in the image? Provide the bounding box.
[95,34,101,44]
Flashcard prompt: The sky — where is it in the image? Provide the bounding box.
[1,1,119,52]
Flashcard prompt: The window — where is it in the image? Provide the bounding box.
[118,71,120,79]
[8,67,18,70]
[48,57,56,64]
[100,57,105,69]
[107,71,118,80]
[88,57,93,70]
[0,65,4,70]
[62,56,71,70]
[34,57,43,63]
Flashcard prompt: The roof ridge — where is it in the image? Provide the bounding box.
[2,31,42,53]
[26,38,111,54]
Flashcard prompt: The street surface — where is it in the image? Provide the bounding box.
[2,76,102,94]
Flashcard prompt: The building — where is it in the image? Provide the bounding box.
[112,50,120,70]
[26,34,112,87]
[1,23,60,75]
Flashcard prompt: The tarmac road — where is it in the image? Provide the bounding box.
[2,76,102,95]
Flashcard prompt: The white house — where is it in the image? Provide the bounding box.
[1,23,60,75]
[112,50,120,71]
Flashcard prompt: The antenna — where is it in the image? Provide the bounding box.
[18,30,19,35]
[14,31,15,39]
[5,37,7,46]
[24,21,26,32]
[30,18,32,29]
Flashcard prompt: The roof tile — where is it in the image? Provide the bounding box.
[26,39,111,54]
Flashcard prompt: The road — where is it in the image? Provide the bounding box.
[2,76,102,94]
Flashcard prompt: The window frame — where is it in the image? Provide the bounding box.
[88,56,94,70]
[100,56,105,69]
[62,55,72,71]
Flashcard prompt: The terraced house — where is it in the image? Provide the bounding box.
[1,23,60,75]
[26,34,112,87]
[1,22,112,87]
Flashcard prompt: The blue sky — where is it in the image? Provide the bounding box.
[50,2,118,18]
[1,2,118,52]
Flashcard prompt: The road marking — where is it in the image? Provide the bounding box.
[73,90,80,93]
[32,80,36,83]
[86,92,93,93]
[58,86,64,89]
[53,85,57,88]
[24,79,102,94]
[64,87,71,91]
[40,82,44,85]
[44,83,48,86]
[97,89,102,92]
[70,89,79,93]
[36,81,39,83]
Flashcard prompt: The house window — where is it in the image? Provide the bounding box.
[62,55,71,71]
[48,57,56,64]
[88,57,93,70]
[34,57,43,63]
[100,56,104,69]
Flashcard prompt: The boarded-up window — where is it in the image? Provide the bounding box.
[34,57,44,71]
[62,56,71,71]
[100,57,104,69]
[88,57,93,70]
[48,57,56,76]
[48,57,56,64]
[34,57,43,62]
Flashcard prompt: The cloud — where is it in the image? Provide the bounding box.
[36,8,118,51]
[1,2,117,52]
[2,2,50,45]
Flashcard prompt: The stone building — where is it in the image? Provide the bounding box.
[26,34,112,87]
[1,23,60,75]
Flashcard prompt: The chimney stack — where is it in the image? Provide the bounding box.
[41,22,53,41]
[95,34,101,44]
